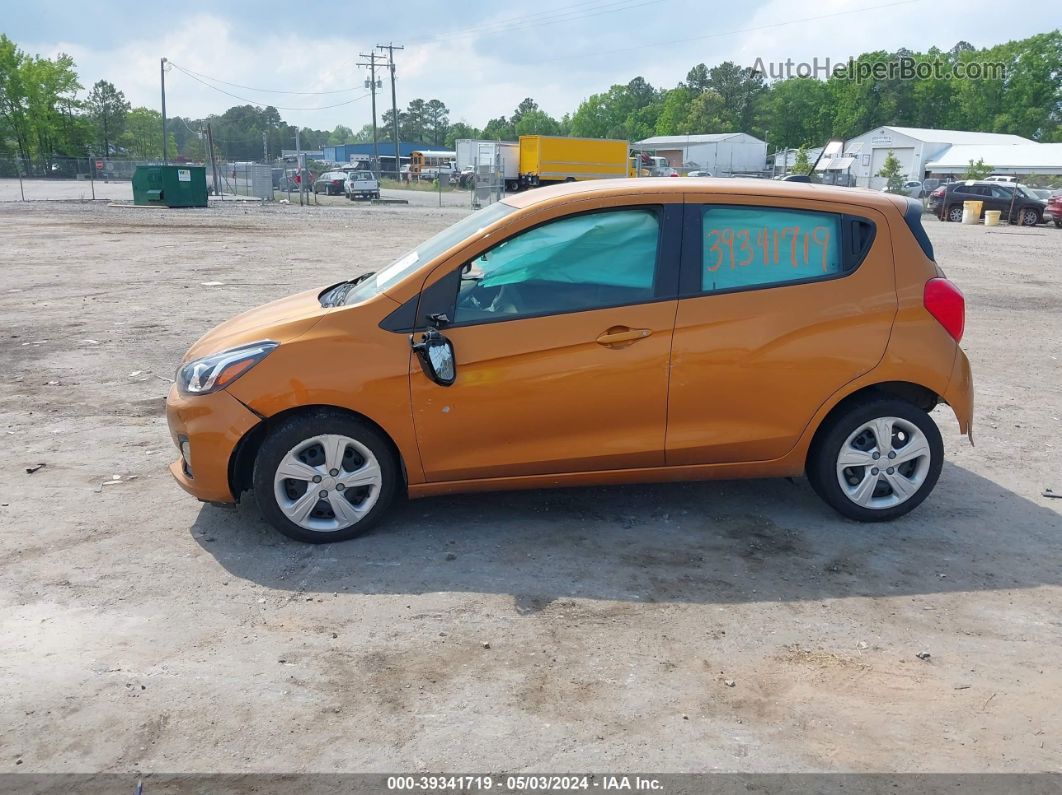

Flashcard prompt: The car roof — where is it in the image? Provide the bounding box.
[500,177,907,215]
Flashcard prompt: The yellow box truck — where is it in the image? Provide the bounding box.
[518,135,633,189]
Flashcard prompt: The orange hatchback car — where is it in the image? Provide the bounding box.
[166,179,973,543]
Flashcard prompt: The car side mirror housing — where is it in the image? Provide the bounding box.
[411,329,456,386]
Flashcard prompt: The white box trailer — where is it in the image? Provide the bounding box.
[456,139,519,191]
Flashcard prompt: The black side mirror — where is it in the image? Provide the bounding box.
[411,329,456,387]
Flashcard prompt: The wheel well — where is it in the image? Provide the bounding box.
[228,404,407,501]
[806,381,939,469]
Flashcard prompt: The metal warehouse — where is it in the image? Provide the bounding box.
[842,126,1035,188]
[633,133,767,175]
[923,142,1062,178]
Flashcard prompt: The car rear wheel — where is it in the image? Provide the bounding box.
[807,398,943,522]
[1054,218,1062,229]
[252,410,398,543]
[1020,208,1039,226]
[946,204,964,223]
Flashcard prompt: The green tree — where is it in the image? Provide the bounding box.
[763,78,830,149]
[514,108,561,136]
[654,86,694,135]
[85,79,128,155]
[327,124,354,145]
[877,149,906,191]
[444,121,481,148]
[482,116,516,140]
[118,106,175,159]
[791,144,812,175]
[962,157,993,179]
[511,97,538,126]
[424,99,449,146]
[684,90,726,133]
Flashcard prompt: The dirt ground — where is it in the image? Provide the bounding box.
[0,192,1060,776]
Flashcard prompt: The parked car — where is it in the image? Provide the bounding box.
[313,171,348,196]
[927,180,1045,225]
[687,170,713,177]
[166,178,973,542]
[1047,191,1062,228]
[882,180,924,198]
[345,170,380,200]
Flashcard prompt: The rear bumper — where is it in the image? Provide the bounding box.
[943,348,974,439]
[165,386,261,503]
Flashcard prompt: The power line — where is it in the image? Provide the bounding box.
[531,0,922,65]
[168,63,370,111]
[168,62,363,95]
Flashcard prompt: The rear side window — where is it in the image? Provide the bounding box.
[699,206,842,292]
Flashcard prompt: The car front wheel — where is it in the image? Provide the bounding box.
[807,398,943,522]
[252,410,398,543]
[1020,208,1040,226]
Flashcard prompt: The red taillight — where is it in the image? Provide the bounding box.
[924,277,965,342]
[931,187,945,197]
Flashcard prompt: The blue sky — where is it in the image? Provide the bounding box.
[4,0,1051,131]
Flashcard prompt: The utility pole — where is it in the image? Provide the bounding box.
[206,123,220,198]
[377,42,404,181]
[295,127,304,207]
[160,57,168,165]
[262,130,268,164]
[357,52,381,176]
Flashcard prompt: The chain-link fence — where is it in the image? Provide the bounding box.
[0,155,224,201]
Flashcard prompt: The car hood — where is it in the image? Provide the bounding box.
[182,287,332,362]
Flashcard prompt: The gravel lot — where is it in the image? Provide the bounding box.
[0,193,1060,775]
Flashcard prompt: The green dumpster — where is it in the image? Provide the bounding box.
[132,165,208,207]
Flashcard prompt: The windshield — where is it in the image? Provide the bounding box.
[340,201,516,306]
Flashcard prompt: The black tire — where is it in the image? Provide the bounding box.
[806,397,943,522]
[1054,219,1062,229]
[946,204,963,223]
[1019,207,1040,226]
[252,409,398,543]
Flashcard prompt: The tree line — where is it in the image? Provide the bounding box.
[1,30,1058,173]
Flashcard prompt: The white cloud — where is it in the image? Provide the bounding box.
[19,0,1050,133]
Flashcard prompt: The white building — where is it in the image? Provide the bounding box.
[924,143,1062,178]
[633,133,767,175]
[842,126,1034,188]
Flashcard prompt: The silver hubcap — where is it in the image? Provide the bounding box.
[836,417,931,510]
[273,434,382,532]
[1023,210,1036,225]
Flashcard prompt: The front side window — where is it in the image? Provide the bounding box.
[340,201,515,306]
[453,209,660,323]
[699,206,842,293]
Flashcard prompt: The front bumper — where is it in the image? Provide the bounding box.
[165,386,261,503]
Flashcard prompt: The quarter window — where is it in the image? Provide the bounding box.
[700,206,842,292]
[453,209,660,323]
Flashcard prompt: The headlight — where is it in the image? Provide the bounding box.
[176,341,277,396]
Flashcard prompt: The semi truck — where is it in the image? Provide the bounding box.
[517,136,633,189]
